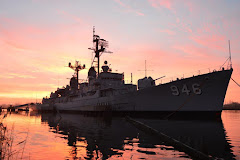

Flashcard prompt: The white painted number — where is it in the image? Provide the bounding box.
[192,83,202,95]
[171,83,202,96]
[170,85,179,96]
[181,84,190,95]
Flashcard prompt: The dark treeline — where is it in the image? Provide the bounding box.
[223,102,240,110]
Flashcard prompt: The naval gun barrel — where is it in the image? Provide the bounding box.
[154,76,166,81]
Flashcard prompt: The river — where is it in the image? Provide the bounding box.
[0,110,239,159]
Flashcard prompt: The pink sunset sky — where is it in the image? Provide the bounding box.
[0,0,240,104]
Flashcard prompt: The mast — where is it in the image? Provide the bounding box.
[138,60,153,78]
[89,27,112,77]
[131,73,132,84]
[68,61,85,87]
[145,60,147,77]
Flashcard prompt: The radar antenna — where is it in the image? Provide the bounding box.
[88,26,112,76]
[138,60,153,77]
[68,61,86,84]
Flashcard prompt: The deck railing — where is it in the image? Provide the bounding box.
[157,63,232,85]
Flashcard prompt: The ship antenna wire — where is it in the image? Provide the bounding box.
[220,57,230,69]
[220,40,233,69]
[93,26,95,41]
[229,40,232,68]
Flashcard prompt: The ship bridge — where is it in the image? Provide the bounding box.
[99,72,124,89]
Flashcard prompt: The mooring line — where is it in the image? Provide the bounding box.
[125,116,219,160]
[231,77,240,87]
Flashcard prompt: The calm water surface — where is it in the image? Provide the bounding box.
[1,110,239,159]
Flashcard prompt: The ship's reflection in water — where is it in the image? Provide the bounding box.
[1,111,238,159]
[40,112,235,160]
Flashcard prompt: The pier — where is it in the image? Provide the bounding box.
[0,103,36,112]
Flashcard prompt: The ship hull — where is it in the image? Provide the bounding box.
[38,69,232,116]
[133,69,232,112]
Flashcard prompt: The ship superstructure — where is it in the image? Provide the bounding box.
[39,28,233,118]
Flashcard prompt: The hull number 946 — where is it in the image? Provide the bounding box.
[170,83,201,96]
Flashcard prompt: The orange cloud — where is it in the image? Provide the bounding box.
[0,73,36,79]
[4,40,33,52]
[0,16,93,103]
[1,5,240,105]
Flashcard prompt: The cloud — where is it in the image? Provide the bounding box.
[148,0,193,13]
[57,10,83,24]
[189,22,227,52]
[158,29,176,35]
[148,0,174,11]
[4,40,34,52]
[172,17,192,33]
[114,0,144,16]
[0,73,36,79]
[0,15,93,103]
[173,44,211,58]
[190,34,226,51]
[166,17,192,35]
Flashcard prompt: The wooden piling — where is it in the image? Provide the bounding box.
[125,116,216,160]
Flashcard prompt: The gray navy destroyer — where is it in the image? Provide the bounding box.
[37,28,233,118]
